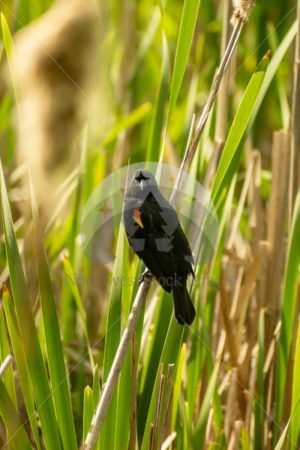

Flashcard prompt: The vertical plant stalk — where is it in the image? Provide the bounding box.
[173,18,243,198]
[83,277,152,450]
[264,130,290,445]
[150,364,164,450]
[174,0,255,195]
[0,354,13,379]
[289,0,300,217]
[83,2,255,448]
[128,334,137,450]
[249,152,268,310]
[265,130,290,348]
[215,0,231,144]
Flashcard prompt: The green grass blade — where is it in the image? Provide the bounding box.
[0,13,19,108]
[179,397,193,448]
[240,427,251,450]
[0,13,13,56]
[274,192,300,437]
[138,291,173,438]
[168,0,201,119]
[100,225,125,450]
[92,365,100,407]
[83,386,95,442]
[62,254,95,370]
[102,103,151,146]
[0,381,32,450]
[186,318,206,418]
[249,20,297,128]
[146,32,170,160]
[114,242,135,450]
[267,23,290,128]
[0,162,62,450]
[211,53,269,205]
[274,416,292,450]
[0,305,16,407]
[254,309,265,450]
[290,320,300,449]
[171,343,186,429]
[61,130,87,342]
[141,320,184,450]
[114,348,132,450]
[36,241,77,449]
[92,366,100,450]
[2,285,42,450]
[194,361,220,447]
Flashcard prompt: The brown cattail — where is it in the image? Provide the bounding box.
[13,0,101,213]
[231,0,255,24]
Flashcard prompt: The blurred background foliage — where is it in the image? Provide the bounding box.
[0,0,300,449]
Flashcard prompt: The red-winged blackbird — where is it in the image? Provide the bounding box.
[123,169,196,325]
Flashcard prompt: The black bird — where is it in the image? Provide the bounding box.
[123,169,196,325]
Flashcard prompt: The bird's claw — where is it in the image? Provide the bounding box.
[139,269,152,284]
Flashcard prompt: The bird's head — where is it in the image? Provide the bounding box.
[130,169,158,192]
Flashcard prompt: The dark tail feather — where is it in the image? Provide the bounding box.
[172,284,196,325]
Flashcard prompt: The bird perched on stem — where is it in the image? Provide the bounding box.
[123,169,196,325]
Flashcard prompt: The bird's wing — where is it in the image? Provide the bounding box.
[136,244,173,292]
[171,225,194,277]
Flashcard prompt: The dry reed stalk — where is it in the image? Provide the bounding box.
[227,433,235,450]
[83,2,255,447]
[221,249,259,421]
[228,154,255,251]
[224,249,248,268]
[216,329,227,366]
[205,408,214,445]
[224,156,255,333]
[229,268,243,321]
[235,253,260,345]
[256,241,269,309]
[128,334,137,450]
[265,130,290,347]
[173,0,256,197]
[83,275,152,450]
[263,130,290,443]
[289,0,300,218]
[203,0,232,190]
[202,140,224,190]
[245,348,258,430]
[156,365,175,449]
[233,420,244,449]
[149,364,175,450]
[220,272,248,417]
[175,17,244,194]
[264,322,281,450]
[265,360,275,450]
[249,151,265,251]
[224,368,239,440]
[161,432,177,450]
[215,0,231,144]
[248,151,265,353]
[220,275,239,367]
[150,365,165,450]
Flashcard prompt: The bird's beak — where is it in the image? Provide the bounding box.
[140,180,144,191]
[133,208,144,228]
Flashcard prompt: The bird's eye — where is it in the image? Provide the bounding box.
[135,171,149,182]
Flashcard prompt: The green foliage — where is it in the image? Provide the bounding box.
[0,0,299,449]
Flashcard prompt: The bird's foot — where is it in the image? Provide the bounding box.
[139,269,152,284]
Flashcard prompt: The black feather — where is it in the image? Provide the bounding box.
[123,170,196,325]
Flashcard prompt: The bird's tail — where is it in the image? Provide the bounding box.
[172,284,195,325]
